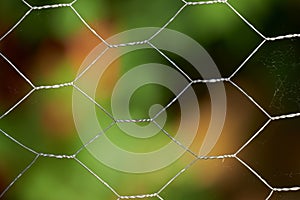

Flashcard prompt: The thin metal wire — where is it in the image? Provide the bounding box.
[0,1,299,199]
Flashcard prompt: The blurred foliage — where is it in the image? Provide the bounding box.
[0,0,299,200]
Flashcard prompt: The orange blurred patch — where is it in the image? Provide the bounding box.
[65,20,115,72]
[41,100,74,139]
[65,20,120,98]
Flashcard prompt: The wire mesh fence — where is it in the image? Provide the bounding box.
[0,0,299,199]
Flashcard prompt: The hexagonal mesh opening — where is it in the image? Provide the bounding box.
[0,0,299,200]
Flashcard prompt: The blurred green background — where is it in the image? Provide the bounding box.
[0,0,300,199]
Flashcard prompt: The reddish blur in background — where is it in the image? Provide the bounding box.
[0,0,300,200]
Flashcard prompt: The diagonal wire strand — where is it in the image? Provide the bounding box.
[0,1,300,199]
[0,155,39,199]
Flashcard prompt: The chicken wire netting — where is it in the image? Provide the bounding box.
[0,0,299,199]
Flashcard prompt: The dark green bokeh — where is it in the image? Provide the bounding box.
[0,0,299,199]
